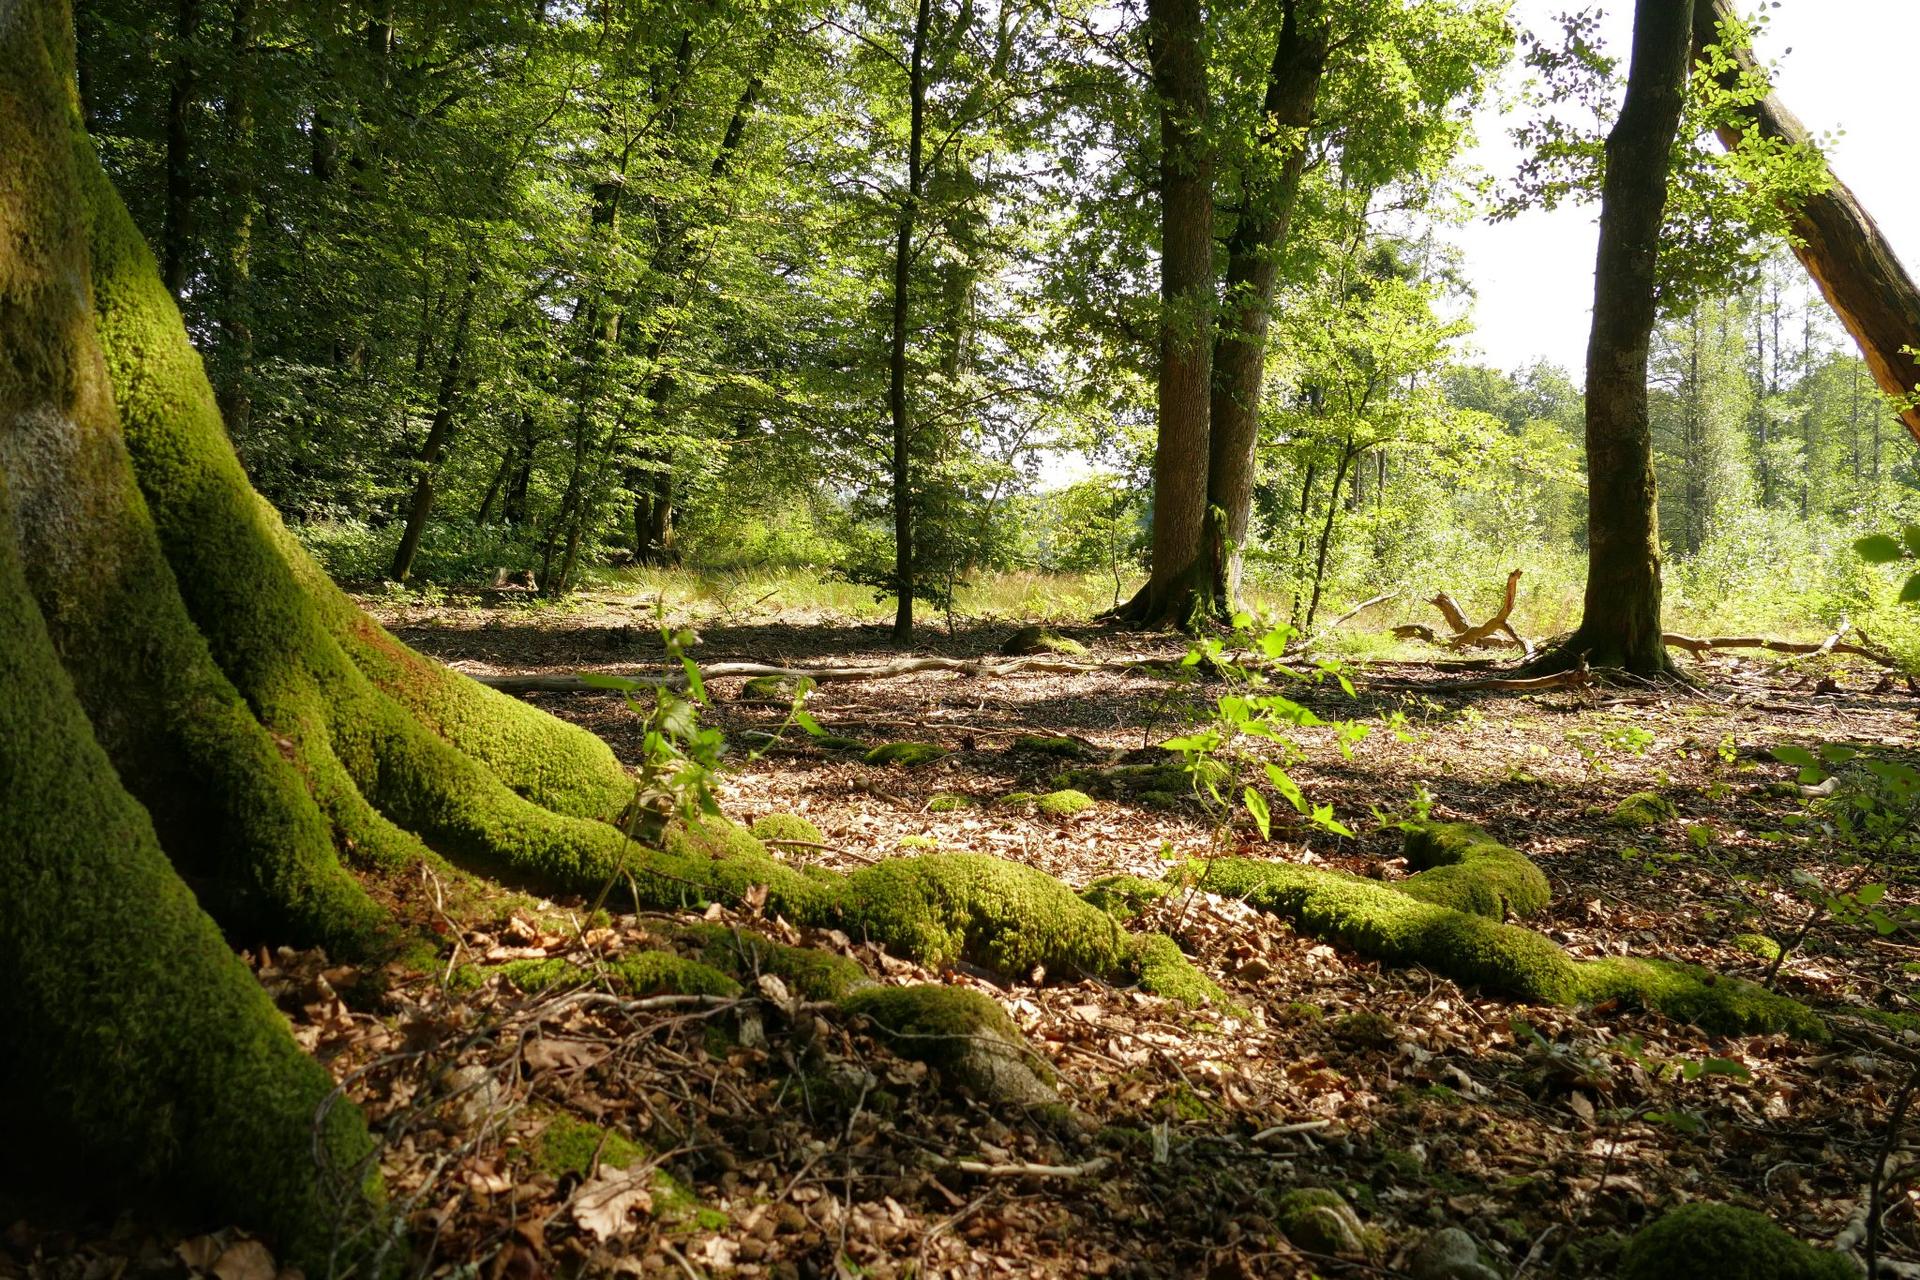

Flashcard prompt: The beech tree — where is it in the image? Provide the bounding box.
[1532,0,1693,675]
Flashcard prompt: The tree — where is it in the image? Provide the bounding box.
[1692,0,1920,445]
[1530,0,1693,675]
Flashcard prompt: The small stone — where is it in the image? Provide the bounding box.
[1277,1188,1384,1262]
[1408,1227,1503,1280]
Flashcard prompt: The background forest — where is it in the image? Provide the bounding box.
[80,0,1920,647]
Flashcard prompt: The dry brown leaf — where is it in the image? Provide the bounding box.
[573,1168,654,1242]
[211,1239,277,1280]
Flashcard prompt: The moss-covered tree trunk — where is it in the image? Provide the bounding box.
[0,1,657,1264]
[1528,0,1690,677]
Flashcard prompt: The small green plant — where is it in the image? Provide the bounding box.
[1158,615,1363,843]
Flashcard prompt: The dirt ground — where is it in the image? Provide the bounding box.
[9,592,1920,1280]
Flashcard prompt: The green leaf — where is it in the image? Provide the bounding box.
[1770,745,1817,768]
[1856,883,1888,906]
[579,672,643,692]
[1857,533,1905,564]
[1243,787,1272,841]
[1899,572,1920,605]
[1692,1057,1752,1081]
[680,656,707,705]
[793,709,825,738]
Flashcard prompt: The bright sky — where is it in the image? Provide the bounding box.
[1447,0,1920,380]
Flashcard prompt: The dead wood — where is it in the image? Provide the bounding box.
[1395,569,1533,655]
[1662,629,1904,670]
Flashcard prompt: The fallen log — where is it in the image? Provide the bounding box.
[1662,630,1904,670]
[1395,569,1534,655]
[467,653,1169,694]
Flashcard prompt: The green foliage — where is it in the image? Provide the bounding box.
[1619,1202,1855,1280]
[1609,792,1680,828]
[864,741,951,768]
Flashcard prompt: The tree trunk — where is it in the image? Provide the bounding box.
[1206,0,1328,610]
[214,0,254,436]
[1533,0,1691,676]
[161,0,198,297]
[390,268,478,583]
[1693,0,1920,444]
[2,5,643,1260]
[1117,0,1215,629]
[888,0,933,643]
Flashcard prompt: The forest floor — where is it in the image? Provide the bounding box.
[10,589,1920,1280]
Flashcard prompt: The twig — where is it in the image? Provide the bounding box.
[1251,1119,1332,1142]
[925,1154,1112,1179]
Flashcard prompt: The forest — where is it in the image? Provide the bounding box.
[6,0,1920,1276]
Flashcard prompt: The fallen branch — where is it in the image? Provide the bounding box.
[1395,569,1534,655]
[1663,630,1904,670]
[468,653,1163,693]
[926,1155,1112,1180]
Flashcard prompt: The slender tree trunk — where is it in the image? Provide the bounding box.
[162,0,199,297]
[1532,0,1692,676]
[1205,0,1328,610]
[888,0,933,643]
[1693,0,1920,445]
[216,0,254,435]
[390,269,478,583]
[1302,439,1355,631]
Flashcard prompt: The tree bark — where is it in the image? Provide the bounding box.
[1206,0,1328,609]
[214,0,254,436]
[1533,0,1691,676]
[889,0,933,643]
[390,267,478,583]
[1119,0,1215,629]
[162,0,198,297]
[1692,0,1920,444]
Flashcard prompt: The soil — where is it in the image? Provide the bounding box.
[9,592,1920,1280]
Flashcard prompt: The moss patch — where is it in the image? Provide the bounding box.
[864,741,950,768]
[1399,821,1552,919]
[611,951,742,998]
[500,958,592,993]
[841,853,1128,977]
[1081,874,1175,922]
[1276,1187,1385,1262]
[842,984,1058,1109]
[1577,957,1824,1040]
[1130,934,1228,1008]
[927,792,976,813]
[1619,1202,1855,1280]
[1732,932,1784,963]
[536,1115,647,1178]
[1011,734,1094,759]
[752,813,823,845]
[1037,788,1096,816]
[739,675,798,703]
[678,922,869,1002]
[1610,791,1679,827]
[1001,626,1090,657]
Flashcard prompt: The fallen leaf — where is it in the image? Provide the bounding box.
[212,1239,277,1280]
[573,1169,653,1242]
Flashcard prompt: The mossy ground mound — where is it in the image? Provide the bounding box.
[864,741,949,768]
[1000,626,1090,657]
[1619,1202,1855,1280]
[1610,791,1679,827]
[751,812,824,845]
[927,793,975,813]
[1011,734,1095,759]
[1275,1187,1384,1262]
[739,674,800,704]
[1037,788,1096,816]
[1197,820,1825,1040]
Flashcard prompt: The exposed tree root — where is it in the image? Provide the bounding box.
[1185,822,1825,1040]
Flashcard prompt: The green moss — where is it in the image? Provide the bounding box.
[536,1115,648,1178]
[611,951,742,998]
[1138,789,1181,810]
[1610,791,1679,827]
[1037,788,1096,816]
[900,834,940,850]
[1576,957,1826,1040]
[751,813,823,845]
[841,984,1058,1108]
[447,964,487,993]
[841,853,1128,976]
[1001,626,1090,657]
[1056,758,1230,799]
[1276,1188,1385,1262]
[740,675,797,703]
[1332,1010,1400,1049]
[1732,932,1783,962]
[927,792,975,813]
[812,735,870,753]
[1205,857,1583,1003]
[1130,934,1227,1007]
[864,741,950,767]
[1399,821,1552,919]
[1081,874,1175,921]
[1012,734,1094,758]
[1001,791,1041,805]
[677,923,870,1002]
[500,958,592,993]
[1619,1202,1855,1280]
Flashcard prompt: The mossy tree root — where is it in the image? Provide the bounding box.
[1201,822,1823,1039]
